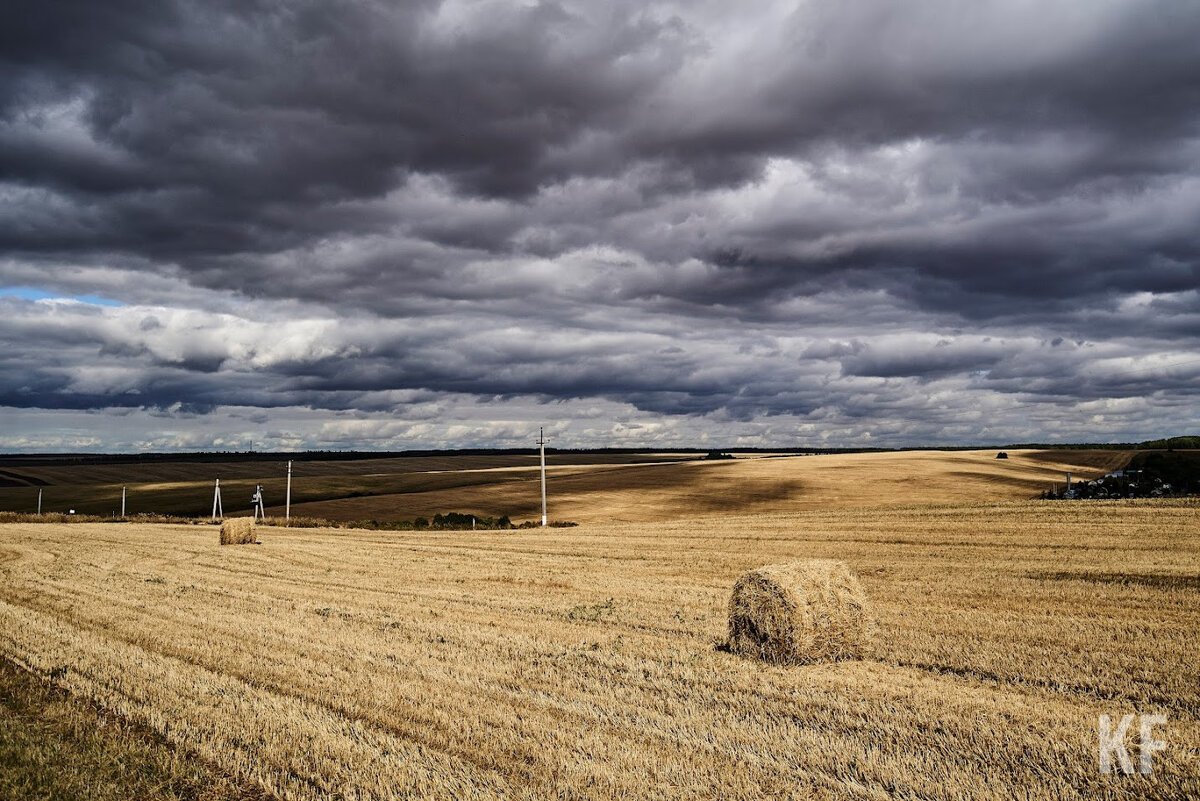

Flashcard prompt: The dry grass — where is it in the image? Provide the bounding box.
[219,518,256,545]
[727,560,871,665]
[1,498,1197,799]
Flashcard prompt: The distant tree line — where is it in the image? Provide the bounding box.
[1009,436,1200,451]
[276,513,579,531]
[411,513,579,530]
[3,435,1195,469]
[419,512,510,530]
[1043,451,1200,500]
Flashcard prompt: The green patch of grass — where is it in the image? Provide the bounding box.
[314,606,354,620]
[566,598,617,622]
[0,658,274,801]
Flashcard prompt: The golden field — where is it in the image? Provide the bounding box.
[2,487,1198,798]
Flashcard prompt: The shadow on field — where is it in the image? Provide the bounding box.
[1029,570,1200,591]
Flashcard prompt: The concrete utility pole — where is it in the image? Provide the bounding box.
[252,485,265,521]
[285,461,292,521]
[212,479,223,521]
[37,489,42,516]
[538,426,548,527]
[121,486,126,518]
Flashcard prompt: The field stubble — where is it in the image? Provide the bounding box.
[0,499,1197,799]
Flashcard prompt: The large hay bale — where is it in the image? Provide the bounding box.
[728,559,871,665]
[219,517,257,546]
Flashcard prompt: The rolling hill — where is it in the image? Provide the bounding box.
[0,449,1133,523]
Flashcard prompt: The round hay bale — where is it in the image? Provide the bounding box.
[727,559,871,665]
[219,517,257,546]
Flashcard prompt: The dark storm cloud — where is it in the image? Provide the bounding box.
[1,1,1199,448]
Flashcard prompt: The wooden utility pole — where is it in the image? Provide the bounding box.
[538,427,548,527]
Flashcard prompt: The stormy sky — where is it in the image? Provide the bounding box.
[2,0,1198,451]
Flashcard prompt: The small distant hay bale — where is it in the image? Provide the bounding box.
[727,559,871,665]
[219,517,257,546]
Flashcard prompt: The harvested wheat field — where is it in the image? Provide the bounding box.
[1,499,1198,799]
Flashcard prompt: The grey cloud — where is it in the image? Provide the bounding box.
[1,1,1199,448]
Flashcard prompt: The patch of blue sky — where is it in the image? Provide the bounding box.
[0,286,123,307]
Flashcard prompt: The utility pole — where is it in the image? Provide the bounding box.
[37,489,42,516]
[121,486,126,518]
[285,461,292,521]
[252,485,265,521]
[212,479,223,521]
[538,426,548,527]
